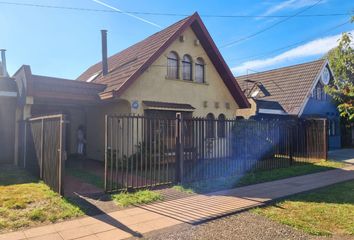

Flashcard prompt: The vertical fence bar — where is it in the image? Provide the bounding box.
[59,115,65,196]
[39,119,44,179]
[23,121,27,169]
[104,115,108,192]
[323,119,328,160]
[175,113,183,184]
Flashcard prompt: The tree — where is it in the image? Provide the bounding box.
[325,17,354,121]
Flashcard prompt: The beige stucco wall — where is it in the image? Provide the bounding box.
[86,100,131,160]
[236,98,257,119]
[85,27,249,161]
[120,27,240,119]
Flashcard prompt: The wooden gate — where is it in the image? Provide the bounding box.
[24,114,66,195]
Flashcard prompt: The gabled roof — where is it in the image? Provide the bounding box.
[236,59,327,115]
[77,12,250,108]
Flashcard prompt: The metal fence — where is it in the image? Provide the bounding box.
[105,115,327,192]
[24,114,66,195]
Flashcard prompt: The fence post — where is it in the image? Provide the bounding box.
[40,119,44,179]
[58,115,66,196]
[289,123,294,166]
[23,120,27,169]
[104,115,108,192]
[175,113,184,184]
[323,119,328,160]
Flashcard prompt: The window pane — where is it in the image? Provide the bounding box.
[217,114,226,138]
[183,55,192,80]
[167,52,178,79]
[206,113,215,138]
[167,58,178,79]
[195,58,205,83]
[195,64,204,83]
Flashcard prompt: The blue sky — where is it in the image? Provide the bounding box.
[1,0,353,79]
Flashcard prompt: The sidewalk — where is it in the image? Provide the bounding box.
[329,148,354,164]
[1,165,354,240]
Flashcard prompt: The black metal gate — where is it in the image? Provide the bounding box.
[105,115,177,192]
[105,114,327,193]
[24,114,66,195]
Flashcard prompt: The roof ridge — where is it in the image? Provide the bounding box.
[236,58,326,79]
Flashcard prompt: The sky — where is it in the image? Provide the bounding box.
[0,0,353,79]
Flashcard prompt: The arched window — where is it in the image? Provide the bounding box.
[217,114,226,138]
[182,54,192,81]
[206,113,215,138]
[195,57,205,83]
[167,51,179,79]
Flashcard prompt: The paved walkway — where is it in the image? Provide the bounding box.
[329,148,354,164]
[1,165,354,240]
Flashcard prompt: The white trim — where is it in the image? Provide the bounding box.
[298,59,329,117]
[258,108,288,115]
[0,91,17,97]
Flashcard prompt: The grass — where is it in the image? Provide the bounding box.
[235,160,345,187]
[172,185,194,194]
[171,160,346,194]
[66,168,104,189]
[111,190,163,207]
[253,180,354,236]
[0,166,83,233]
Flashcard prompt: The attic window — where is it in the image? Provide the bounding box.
[86,72,100,82]
[251,90,260,98]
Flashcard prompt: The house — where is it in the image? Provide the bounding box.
[11,12,250,163]
[235,59,341,150]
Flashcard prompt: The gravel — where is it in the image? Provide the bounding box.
[135,212,313,240]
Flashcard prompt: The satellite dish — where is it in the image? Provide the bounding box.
[321,67,330,85]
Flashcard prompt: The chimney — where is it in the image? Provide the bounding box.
[101,30,108,76]
[0,49,8,77]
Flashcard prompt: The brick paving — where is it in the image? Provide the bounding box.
[1,165,353,240]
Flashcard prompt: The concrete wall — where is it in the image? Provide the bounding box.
[120,27,240,119]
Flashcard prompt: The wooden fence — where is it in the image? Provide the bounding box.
[24,114,66,195]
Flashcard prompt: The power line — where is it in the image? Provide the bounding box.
[227,20,351,63]
[0,1,350,19]
[220,0,325,48]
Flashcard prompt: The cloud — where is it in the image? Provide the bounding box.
[232,31,354,75]
[262,0,325,16]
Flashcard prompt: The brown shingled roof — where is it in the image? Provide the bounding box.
[236,59,327,115]
[16,64,107,104]
[77,12,250,108]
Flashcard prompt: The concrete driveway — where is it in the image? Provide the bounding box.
[328,148,354,164]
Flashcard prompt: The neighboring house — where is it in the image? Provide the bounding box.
[236,59,341,150]
[11,12,249,163]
